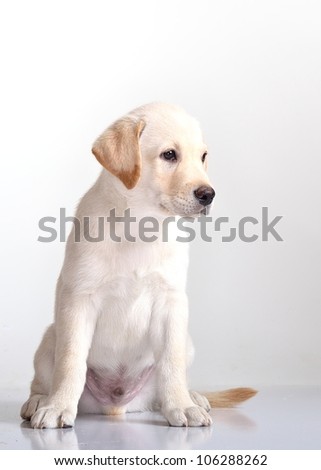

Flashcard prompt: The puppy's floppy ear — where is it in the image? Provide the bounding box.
[92,117,146,189]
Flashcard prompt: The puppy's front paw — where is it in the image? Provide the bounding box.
[21,394,47,420]
[163,405,212,427]
[30,405,76,429]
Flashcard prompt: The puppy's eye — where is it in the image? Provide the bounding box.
[201,152,207,163]
[161,149,177,162]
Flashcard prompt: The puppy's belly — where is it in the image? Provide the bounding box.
[85,365,154,406]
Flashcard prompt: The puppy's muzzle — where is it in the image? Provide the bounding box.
[194,185,215,206]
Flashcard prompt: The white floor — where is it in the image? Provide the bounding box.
[0,387,320,450]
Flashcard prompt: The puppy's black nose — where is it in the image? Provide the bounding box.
[194,186,215,206]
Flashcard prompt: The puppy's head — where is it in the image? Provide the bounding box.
[92,102,215,217]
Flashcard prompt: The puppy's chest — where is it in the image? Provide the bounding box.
[88,274,157,362]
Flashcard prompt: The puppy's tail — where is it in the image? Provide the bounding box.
[203,387,257,408]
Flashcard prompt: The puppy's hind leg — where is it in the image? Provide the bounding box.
[20,324,55,421]
[189,390,211,412]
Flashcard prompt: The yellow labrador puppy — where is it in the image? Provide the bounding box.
[21,103,255,428]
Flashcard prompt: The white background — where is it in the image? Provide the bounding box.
[0,0,320,391]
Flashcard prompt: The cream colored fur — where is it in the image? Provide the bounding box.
[21,102,256,428]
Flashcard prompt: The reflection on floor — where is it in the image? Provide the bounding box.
[1,387,320,450]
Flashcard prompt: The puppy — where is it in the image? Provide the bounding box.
[21,102,256,428]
